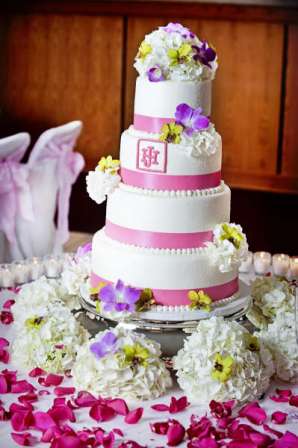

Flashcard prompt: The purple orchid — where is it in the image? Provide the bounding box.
[192,41,216,68]
[76,241,92,258]
[99,279,141,313]
[160,23,195,39]
[147,66,165,82]
[90,331,117,359]
[175,103,210,136]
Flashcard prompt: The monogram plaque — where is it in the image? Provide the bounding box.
[136,139,167,173]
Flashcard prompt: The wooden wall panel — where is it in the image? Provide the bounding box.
[125,18,283,177]
[2,14,123,169]
[282,25,298,177]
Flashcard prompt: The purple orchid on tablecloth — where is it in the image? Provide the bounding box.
[160,23,195,39]
[147,66,165,82]
[192,41,216,68]
[90,331,117,359]
[99,279,141,313]
[175,103,210,136]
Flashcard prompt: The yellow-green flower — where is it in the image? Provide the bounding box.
[168,43,192,66]
[220,223,243,249]
[244,334,260,352]
[95,300,101,313]
[25,316,45,330]
[188,290,212,312]
[97,156,120,175]
[122,343,149,367]
[136,288,155,312]
[211,353,234,383]
[137,41,152,61]
[160,122,183,144]
[90,281,106,296]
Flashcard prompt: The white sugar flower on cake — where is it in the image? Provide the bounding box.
[86,156,121,205]
[258,311,298,383]
[179,123,221,157]
[173,316,274,405]
[12,301,89,373]
[72,324,172,400]
[206,223,248,273]
[134,23,218,82]
[246,276,294,329]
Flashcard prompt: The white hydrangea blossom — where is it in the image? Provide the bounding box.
[206,223,249,273]
[179,124,221,157]
[247,276,294,329]
[134,26,217,82]
[61,252,91,297]
[258,311,298,383]
[12,301,89,373]
[72,325,172,400]
[86,170,120,205]
[173,317,274,404]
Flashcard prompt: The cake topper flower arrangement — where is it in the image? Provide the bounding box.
[174,316,274,404]
[72,325,172,400]
[134,23,218,82]
[86,156,121,205]
[206,223,249,273]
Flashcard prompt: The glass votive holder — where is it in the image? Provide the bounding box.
[272,253,290,277]
[239,251,253,273]
[29,257,45,281]
[290,256,298,280]
[43,255,62,278]
[253,251,272,275]
[11,260,31,285]
[0,264,14,288]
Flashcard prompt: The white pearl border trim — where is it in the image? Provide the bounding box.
[119,181,225,198]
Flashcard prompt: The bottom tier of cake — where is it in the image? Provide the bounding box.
[91,230,239,306]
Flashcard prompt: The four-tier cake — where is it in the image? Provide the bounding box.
[86,23,249,321]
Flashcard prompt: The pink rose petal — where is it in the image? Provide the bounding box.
[0,337,9,349]
[103,431,115,448]
[151,404,170,412]
[0,405,10,421]
[38,389,51,396]
[18,393,38,404]
[187,415,213,440]
[273,431,298,448]
[11,432,36,446]
[28,367,46,378]
[3,299,15,309]
[119,442,146,448]
[0,310,13,324]
[10,403,34,413]
[0,373,8,393]
[54,387,76,397]
[289,395,298,407]
[150,421,169,435]
[11,411,34,431]
[271,411,287,425]
[270,389,292,403]
[0,349,9,364]
[249,430,272,447]
[188,437,219,448]
[113,428,124,436]
[227,442,257,448]
[108,398,129,415]
[39,373,63,387]
[11,380,36,394]
[239,402,267,425]
[51,435,82,448]
[48,404,76,424]
[124,407,143,424]
[33,411,56,430]
[40,426,62,443]
[89,403,115,422]
[167,420,185,446]
[169,396,189,413]
[73,391,98,408]
[262,424,283,439]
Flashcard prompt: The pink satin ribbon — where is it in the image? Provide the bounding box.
[134,114,173,133]
[105,221,213,249]
[120,167,221,190]
[91,272,239,305]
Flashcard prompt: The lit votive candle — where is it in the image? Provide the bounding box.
[239,251,253,273]
[44,256,61,278]
[0,264,14,288]
[290,257,298,280]
[11,261,30,284]
[272,254,290,277]
[253,251,272,275]
[30,257,44,281]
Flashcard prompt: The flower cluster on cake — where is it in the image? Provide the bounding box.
[85,22,249,321]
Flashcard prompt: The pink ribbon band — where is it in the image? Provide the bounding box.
[120,167,221,191]
[134,113,173,133]
[105,221,213,249]
[91,272,239,306]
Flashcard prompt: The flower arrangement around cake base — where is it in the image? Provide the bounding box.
[173,316,274,405]
[71,324,172,401]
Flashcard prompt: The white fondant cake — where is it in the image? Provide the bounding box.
[87,23,248,315]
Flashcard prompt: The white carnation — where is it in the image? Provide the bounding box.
[86,170,120,205]
[72,325,172,401]
[206,223,248,273]
[179,124,221,157]
[173,316,274,404]
[12,301,89,373]
[258,311,298,383]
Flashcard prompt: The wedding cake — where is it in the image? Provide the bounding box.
[86,23,248,320]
